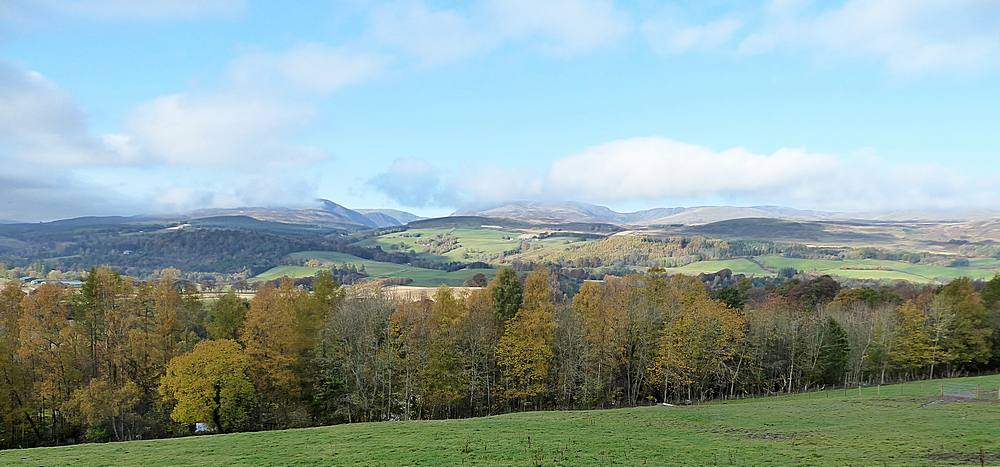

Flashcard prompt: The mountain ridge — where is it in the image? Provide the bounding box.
[454,200,1000,225]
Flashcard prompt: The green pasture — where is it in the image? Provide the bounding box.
[252,251,493,287]
[5,374,998,466]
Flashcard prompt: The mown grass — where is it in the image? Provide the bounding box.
[252,251,493,287]
[4,375,998,466]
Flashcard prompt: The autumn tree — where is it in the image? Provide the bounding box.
[573,280,616,405]
[18,284,81,442]
[239,280,305,425]
[0,282,32,446]
[459,288,500,416]
[930,278,991,375]
[160,340,255,433]
[422,287,468,417]
[890,300,933,377]
[650,296,744,401]
[497,268,556,407]
[63,378,140,442]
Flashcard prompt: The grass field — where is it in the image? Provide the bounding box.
[756,256,1000,283]
[663,258,771,276]
[656,256,999,283]
[252,251,493,287]
[362,228,592,263]
[4,375,997,466]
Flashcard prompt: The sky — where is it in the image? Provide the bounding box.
[1,0,999,221]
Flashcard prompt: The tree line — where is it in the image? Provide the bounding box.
[0,266,997,448]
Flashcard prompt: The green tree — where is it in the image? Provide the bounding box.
[981,275,1000,365]
[931,278,991,374]
[814,317,850,385]
[159,340,255,433]
[207,291,248,340]
[489,268,522,323]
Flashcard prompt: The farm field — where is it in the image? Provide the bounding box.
[252,251,493,287]
[756,256,1000,283]
[4,374,997,466]
[658,256,1000,283]
[662,258,771,276]
[362,227,592,262]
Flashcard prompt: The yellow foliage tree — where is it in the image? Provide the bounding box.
[159,339,255,433]
[651,297,744,402]
[497,268,556,405]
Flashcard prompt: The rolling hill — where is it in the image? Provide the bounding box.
[191,199,422,230]
[456,201,837,225]
[454,200,1000,226]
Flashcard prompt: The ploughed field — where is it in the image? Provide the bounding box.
[3,375,998,466]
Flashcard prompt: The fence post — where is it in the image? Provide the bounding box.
[939,384,944,397]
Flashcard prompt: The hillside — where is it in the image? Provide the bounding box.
[4,375,997,466]
[191,200,422,230]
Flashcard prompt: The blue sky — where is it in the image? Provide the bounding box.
[2,0,999,221]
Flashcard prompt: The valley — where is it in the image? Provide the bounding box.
[3,200,999,289]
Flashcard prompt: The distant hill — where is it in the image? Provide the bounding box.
[356,209,426,227]
[454,201,1000,226]
[190,200,422,230]
[454,201,834,225]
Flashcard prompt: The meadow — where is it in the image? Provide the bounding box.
[360,227,589,263]
[756,256,1000,283]
[250,226,1000,287]
[4,374,997,466]
[661,256,1000,283]
[252,251,493,287]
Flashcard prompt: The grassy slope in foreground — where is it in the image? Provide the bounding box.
[253,251,493,287]
[5,375,998,466]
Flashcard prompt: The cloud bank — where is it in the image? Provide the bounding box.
[370,137,996,212]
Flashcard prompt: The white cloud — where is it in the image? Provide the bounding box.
[486,0,630,55]
[739,0,1000,73]
[369,137,1000,212]
[119,43,382,167]
[0,61,143,220]
[370,1,491,64]
[230,43,385,95]
[121,92,322,167]
[0,61,123,166]
[642,17,742,54]
[272,44,384,94]
[367,0,629,64]
[368,158,457,206]
[546,138,839,200]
